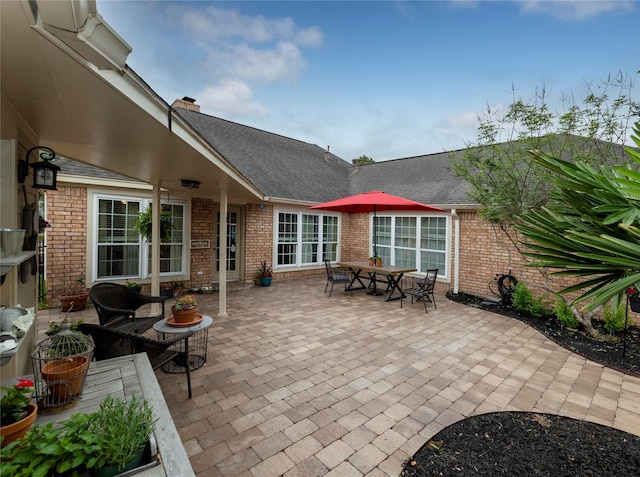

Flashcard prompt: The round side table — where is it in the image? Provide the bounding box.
[152,315,213,373]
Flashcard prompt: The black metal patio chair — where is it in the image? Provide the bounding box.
[77,323,193,398]
[89,282,167,333]
[324,259,353,297]
[403,268,438,313]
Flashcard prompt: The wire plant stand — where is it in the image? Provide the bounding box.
[31,308,94,413]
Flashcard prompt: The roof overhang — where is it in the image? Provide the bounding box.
[1,0,263,203]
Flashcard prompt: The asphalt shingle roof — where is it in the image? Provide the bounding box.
[176,108,351,202]
[59,107,635,209]
[348,151,474,206]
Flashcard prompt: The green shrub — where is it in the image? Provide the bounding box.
[511,281,547,318]
[553,297,580,328]
[603,301,629,333]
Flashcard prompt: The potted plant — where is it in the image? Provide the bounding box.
[0,411,99,476]
[123,279,142,293]
[256,260,273,287]
[89,395,157,477]
[58,276,89,312]
[368,256,374,266]
[0,379,37,448]
[627,285,640,312]
[172,294,198,323]
[0,395,157,477]
[35,316,94,406]
[376,256,383,267]
[133,204,174,243]
[161,280,186,298]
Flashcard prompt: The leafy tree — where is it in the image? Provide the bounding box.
[453,72,638,228]
[515,122,640,336]
[354,155,375,165]
[452,73,638,337]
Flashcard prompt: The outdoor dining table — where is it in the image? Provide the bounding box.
[337,260,417,303]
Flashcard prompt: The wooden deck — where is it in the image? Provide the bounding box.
[35,353,194,477]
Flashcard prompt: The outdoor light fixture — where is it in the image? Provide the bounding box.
[181,179,200,189]
[18,146,61,190]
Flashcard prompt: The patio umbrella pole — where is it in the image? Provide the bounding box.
[367,205,383,296]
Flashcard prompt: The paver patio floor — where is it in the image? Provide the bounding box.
[40,277,640,476]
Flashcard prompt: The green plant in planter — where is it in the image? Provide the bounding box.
[123,279,142,292]
[0,379,34,426]
[90,395,157,473]
[133,204,174,242]
[255,260,272,278]
[0,412,100,476]
[0,395,157,477]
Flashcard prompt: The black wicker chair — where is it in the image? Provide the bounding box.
[89,282,167,333]
[403,268,438,313]
[77,323,193,398]
[324,259,353,297]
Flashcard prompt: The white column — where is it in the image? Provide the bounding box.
[218,187,228,317]
[151,184,161,298]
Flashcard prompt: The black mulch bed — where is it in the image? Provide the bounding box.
[402,412,640,477]
[401,292,640,477]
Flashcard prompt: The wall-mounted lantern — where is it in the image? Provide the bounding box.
[18,146,61,190]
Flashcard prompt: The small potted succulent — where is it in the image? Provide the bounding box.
[0,378,37,448]
[172,294,198,323]
[376,256,383,267]
[368,256,374,266]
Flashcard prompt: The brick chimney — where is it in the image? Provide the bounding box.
[352,158,359,172]
[324,146,330,161]
[171,96,200,112]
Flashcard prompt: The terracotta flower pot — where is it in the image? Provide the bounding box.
[0,402,37,448]
[58,292,89,312]
[41,356,89,400]
[172,306,198,324]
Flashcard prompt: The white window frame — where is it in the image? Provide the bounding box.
[274,208,341,269]
[91,193,188,282]
[372,213,450,279]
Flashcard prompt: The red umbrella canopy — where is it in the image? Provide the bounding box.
[309,190,443,213]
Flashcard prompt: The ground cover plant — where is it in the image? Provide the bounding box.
[400,291,640,476]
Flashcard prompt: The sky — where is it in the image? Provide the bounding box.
[96,0,639,162]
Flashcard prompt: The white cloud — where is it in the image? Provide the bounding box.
[228,42,306,82]
[198,79,268,116]
[172,5,321,84]
[519,0,634,21]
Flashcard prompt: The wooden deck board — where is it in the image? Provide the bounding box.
[32,353,194,476]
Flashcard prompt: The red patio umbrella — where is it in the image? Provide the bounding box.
[309,190,442,258]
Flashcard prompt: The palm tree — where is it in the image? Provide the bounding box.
[515,123,640,329]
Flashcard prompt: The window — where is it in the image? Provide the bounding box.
[374,215,448,276]
[276,210,340,267]
[94,195,186,281]
[97,199,140,278]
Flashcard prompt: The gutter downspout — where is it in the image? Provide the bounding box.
[452,209,460,294]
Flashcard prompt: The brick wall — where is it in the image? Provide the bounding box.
[190,197,214,288]
[245,203,275,282]
[46,186,87,305]
[44,188,636,323]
